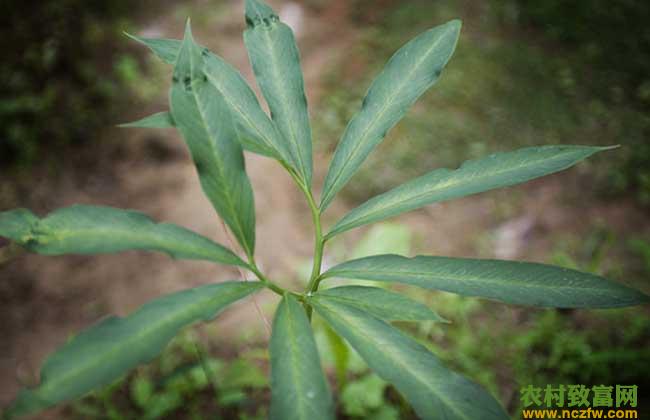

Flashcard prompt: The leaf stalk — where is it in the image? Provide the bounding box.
[247,259,288,296]
[283,164,325,319]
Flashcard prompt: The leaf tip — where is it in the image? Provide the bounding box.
[183,17,193,40]
[123,31,140,42]
[245,0,277,27]
[447,18,463,31]
[601,144,621,151]
[443,19,462,49]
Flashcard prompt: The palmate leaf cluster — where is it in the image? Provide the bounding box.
[1,1,648,418]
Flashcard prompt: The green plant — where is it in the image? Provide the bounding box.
[1,1,648,418]
[69,328,270,419]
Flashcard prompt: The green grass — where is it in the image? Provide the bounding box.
[69,329,270,420]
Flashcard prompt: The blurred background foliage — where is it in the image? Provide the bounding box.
[315,0,650,205]
[1,0,649,419]
[496,0,650,204]
[0,0,154,166]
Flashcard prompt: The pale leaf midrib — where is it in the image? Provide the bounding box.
[152,39,283,160]
[36,220,237,264]
[34,226,226,261]
[204,70,282,160]
[256,25,309,180]
[38,289,245,399]
[315,294,428,321]
[333,149,583,233]
[188,64,250,251]
[315,302,469,420]
[325,27,451,204]
[284,301,312,419]
[327,267,612,294]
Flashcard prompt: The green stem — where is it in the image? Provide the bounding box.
[305,192,324,294]
[311,273,325,294]
[240,163,321,302]
[283,166,324,293]
[303,189,325,321]
[247,258,289,297]
[193,340,219,399]
[283,164,325,320]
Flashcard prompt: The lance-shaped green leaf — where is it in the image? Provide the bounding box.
[0,205,246,267]
[244,0,313,186]
[204,51,293,163]
[320,20,461,210]
[6,281,263,418]
[119,111,175,129]
[310,298,508,420]
[313,286,447,322]
[322,254,650,308]
[170,22,256,256]
[270,295,334,420]
[327,145,613,238]
[126,34,294,166]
